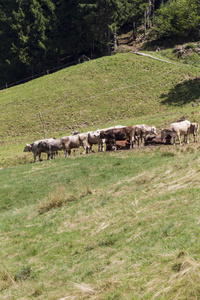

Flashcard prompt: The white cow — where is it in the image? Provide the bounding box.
[134,124,157,146]
[88,130,105,152]
[161,120,191,145]
[23,138,56,162]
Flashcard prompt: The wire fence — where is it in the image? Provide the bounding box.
[0,55,90,91]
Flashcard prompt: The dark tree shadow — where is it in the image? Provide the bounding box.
[160,78,200,106]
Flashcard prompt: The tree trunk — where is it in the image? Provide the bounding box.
[57,47,60,68]
[114,26,117,51]
[144,11,146,37]
[107,26,111,56]
[133,22,137,41]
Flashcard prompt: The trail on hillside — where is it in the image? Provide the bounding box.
[131,51,180,65]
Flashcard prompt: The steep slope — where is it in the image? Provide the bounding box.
[1,52,200,144]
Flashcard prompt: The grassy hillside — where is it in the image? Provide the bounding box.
[1,51,200,299]
[1,52,200,167]
[0,145,200,299]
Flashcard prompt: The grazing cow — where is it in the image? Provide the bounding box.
[88,130,105,152]
[134,124,157,146]
[100,126,135,150]
[38,138,64,159]
[144,134,172,145]
[61,133,90,157]
[189,122,199,142]
[161,120,191,145]
[23,138,55,162]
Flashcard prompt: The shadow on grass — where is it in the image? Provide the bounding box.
[160,78,200,106]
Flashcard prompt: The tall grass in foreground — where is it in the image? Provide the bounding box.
[0,145,200,299]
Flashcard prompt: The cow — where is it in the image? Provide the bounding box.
[23,138,56,162]
[161,120,191,145]
[106,139,131,151]
[134,124,157,146]
[100,126,135,150]
[61,133,90,157]
[144,134,172,145]
[38,138,64,159]
[87,130,105,152]
[189,122,199,142]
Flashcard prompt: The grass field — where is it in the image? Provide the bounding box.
[0,51,200,299]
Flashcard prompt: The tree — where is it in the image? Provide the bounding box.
[125,0,149,40]
[155,0,200,40]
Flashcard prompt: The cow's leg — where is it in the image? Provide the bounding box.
[187,132,190,144]
[82,146,86,155]
[177,133,182,145]
[113,139,117,151]
[172,134,176,145]
[64,149,67,157]
[102,141,105,152]
[194,132,198,142]
[38,153,42,162]
[65,147,70,157]
[140,134,144,146]
[33,153,36,163]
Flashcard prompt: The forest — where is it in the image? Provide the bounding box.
[1,0,200,88]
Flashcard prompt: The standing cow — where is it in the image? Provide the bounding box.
[61,133,90,157]
[87,130,105,152]
[161,120,191,145]
[23,138,56,162]
[190,122,199,142]
[100,126,135,150]
[38,138,64,159]
[134,124,157,146]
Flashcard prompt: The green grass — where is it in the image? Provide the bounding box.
[1,50,200,299]
[0,146,200,299]
[1,52,200,167]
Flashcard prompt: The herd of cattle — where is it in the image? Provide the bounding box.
[23,119,199,162]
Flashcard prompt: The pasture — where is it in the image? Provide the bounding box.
[0,52,200,299]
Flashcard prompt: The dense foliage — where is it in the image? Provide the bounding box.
[155,0,200,40]
[0,0,200,87]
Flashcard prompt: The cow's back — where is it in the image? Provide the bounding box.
[171,120,190,133]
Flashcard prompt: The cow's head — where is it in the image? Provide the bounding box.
[151,126,157,135]
[23,144,32,152]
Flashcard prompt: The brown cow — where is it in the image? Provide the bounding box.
[100,126,135,150]
[106,139,131,151]
[134,124,157,146]
[144,134,172,145]
[190,122,199,142]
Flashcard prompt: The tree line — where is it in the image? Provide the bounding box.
[0,0,200,87]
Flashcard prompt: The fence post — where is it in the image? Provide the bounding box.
[39,113,46,138]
